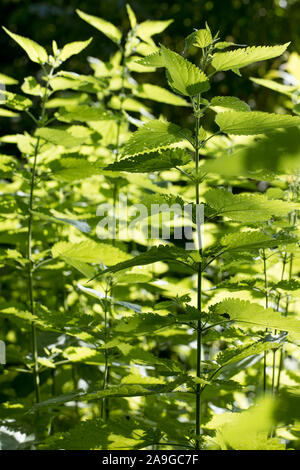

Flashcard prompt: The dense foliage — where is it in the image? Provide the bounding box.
[0,4,299,450]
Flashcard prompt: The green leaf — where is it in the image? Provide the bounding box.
[39,418,155,450]
[217,338,283,367]
[161,45,210,96]
[206,188,300,222]
[136,20,173,44]
[55,106,115,123]
[276,388,300,423]
[77,284,142,313]
[0,304,79,336]
[3,27,48,64]
[126,4,137,29]
[0,73,18,85]
[0,108,19,118]
[203,127,300,176]
[114,313,172,335]
[124,173,171,194]
[293,103,300,115]
[210,96,250,113]
[114,269,152,284]
[63,259,96,278]
[59,37,93,62]
[35,377,184,411]
[212,43,290,72]
[212,397,282,450]
[136,83,189,106]
[193,27,213,48]
[124,347,182,371]
[30,210,91,233]
[221,231,297,252]
[21,76,46,96]
[0,155,17,175]
[35,127,88,148]
[76,9,122,44]
[123,120,188,157]
[1,90,32,111]
[211,298,300,337]
[214,41,246,50]
[250,77,298,96]
[46,94,90,109]
[130,193,185,222]
[49,156,97,182]
[137,51,165,68]
[52,240,131,267]
[98,245,195,277]
[275,279,300,291]
[183,27,213,53]
[49,73,104,93]
[63,346,105,365]
[0,306,36,323]
[105,148,190,173]
[216,111,300,135]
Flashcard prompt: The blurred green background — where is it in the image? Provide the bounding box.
[1,0,300,128]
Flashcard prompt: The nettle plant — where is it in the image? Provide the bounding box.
[0,9,300,451]
[93,24,300,450]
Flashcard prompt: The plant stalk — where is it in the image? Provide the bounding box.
[271,252,288,395]
[101,280,110,420]
[262,249,268,394]
[26,64,54,404]
[276,182,298,393]
[194,92,203,450]
[28,136,41,404]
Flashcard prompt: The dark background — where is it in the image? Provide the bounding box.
[1,0,300,129]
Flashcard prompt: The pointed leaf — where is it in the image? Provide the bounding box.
[3,27,48,64]
[136,83,189,106]
[212,43,290,72]
[126,4,137,29]
[137,51,165,68]
[105,148,190,173]
[59,37,93,62]
[0,73,18,85]
[210,96,250,113]
[31,210,91,233]
[52,240,131,266]
[55,106,115,123]
[217,339,284,367]
[216,111,300,135]
[136,20,173,44]
[211,298,300,337]
[1,90,32,110]
[76,9,121,44]
[193,28,213,48]
[98,245,195,276]
[123,120,188,157]
[206,188,300,222]
[250,77,298,96]
[161,45,210,96]
[35,127,88,148]
[221,231,297,252]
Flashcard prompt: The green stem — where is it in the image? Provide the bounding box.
[276,252,293,393]
[276,183,298,393]
[276,347,284,393]
[28,135,41,404]
[112,45,126,245]
[26,64,54,404]
[262,249,268,394]
[194,92,203,450]
[192,42,214,449]
[271,252,287,395]
[101,280,110,420]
